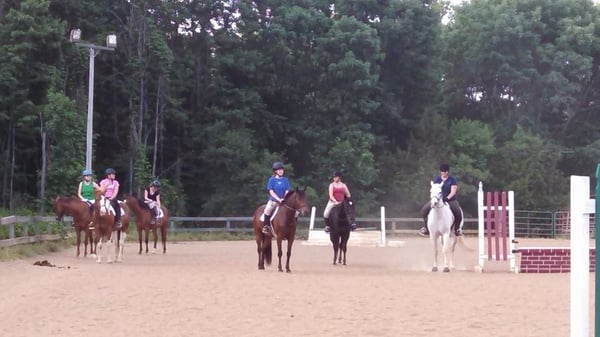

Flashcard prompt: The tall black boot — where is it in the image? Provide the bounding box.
[420,209,430,236]
[113,200,122,229]
[261,214,272,235]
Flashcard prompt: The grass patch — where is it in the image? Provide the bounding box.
[0,240,72,261]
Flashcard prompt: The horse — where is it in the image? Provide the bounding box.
[123,194,169,254]
[92,185,130,263]
[329,196,356,266]
[52,196,95,257]
[252,187,309,272]
[427,181,458,272]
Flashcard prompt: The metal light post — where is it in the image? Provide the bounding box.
[70,29,117,170]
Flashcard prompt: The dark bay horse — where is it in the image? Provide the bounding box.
[52,196,95,257]
[329,197,356,266]
[92,186,130,263]
[123,195,169,254]
[252,187,309,272]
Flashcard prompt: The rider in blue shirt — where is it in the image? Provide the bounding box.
[261,162,290,235]
[419,163,463,236]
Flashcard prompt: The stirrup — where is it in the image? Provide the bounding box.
[419,227,429,237]
[324,226,330,233]
[262,225,271,235]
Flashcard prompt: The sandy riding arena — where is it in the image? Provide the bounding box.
[0,237,591,337]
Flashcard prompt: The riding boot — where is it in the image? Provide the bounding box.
[324,217,331,233]
[419,206,430,236]
[261,214,272,235]
[114,208,122,229]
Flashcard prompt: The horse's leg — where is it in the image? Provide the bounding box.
[342,234,348,265]
[144,228,150,254]
[337,237,343,264]
[332,238,339,265]
[107,231,114,263]
[285,238,293,273]
[75,227,82,258]
[161,224,167,254]
[152,227,158,254]
[88,229,96,256]
[276,238,284,272]
[430,233,439,272]
[137,227,143,254]
[442,232,451,272]
[118,230,126,262]
[95,235,103,263]
[256,237,264,270]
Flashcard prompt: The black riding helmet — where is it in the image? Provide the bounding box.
[105,167,116,175]
[439,163,450,172]
[272,162,284,171]
[332,170,343,178]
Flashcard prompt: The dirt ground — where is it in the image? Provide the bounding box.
[0,236,594,337]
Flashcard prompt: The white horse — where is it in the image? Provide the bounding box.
[427,181,458,272]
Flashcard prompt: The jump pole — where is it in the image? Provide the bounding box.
[596,164,600,337]
[570,175,596,337]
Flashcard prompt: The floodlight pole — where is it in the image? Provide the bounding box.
[73,41,115,171]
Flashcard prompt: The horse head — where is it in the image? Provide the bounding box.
[430,181,444,208]
[282,186,309,216]
[342,197,356,228]
[52,196,64,220]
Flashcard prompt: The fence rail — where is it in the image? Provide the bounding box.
[1,210,596,248]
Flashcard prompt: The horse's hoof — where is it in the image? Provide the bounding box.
[286,269,291,273]
[443,267,450,272]
[432,266,438,272]
[258,266,265,270]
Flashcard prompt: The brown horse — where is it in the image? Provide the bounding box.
[123,195,169,254]
[252,187,309,272]
[92,185,130,263]
[52,196,95,257]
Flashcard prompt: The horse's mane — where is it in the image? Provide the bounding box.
[126,194,149,209]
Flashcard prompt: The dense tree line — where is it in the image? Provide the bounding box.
[0,0,598,218]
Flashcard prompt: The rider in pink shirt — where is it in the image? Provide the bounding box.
[99,168,122,228]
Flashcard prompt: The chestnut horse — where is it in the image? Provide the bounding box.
[92,186,130,263]
[123,195,169,254]
[329,196,356,266]
[52,196,95,257]
[252,187,309,272]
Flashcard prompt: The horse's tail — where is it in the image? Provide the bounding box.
[264,239,272,265]
[457,235,474,252]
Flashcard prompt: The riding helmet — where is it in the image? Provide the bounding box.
[439,163,450,172]
[332,170,343,178]
[272,162,284,170]
[151,179,161,187]
[105,167,116,175]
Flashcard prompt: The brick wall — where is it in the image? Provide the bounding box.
[517,247,596,273]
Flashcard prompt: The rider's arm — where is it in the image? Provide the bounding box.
[269,189,283,202]
[343,183,351,198]
[328,183,337,202]
[144,188,150,202]
[77,182,84,200]
[447,185,458,200]
[156,194,161,207]
[111,183,120,201]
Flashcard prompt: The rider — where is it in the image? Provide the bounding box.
[99,168,122,229]
[144,179,162,224]
[419,163,463,236]
[77,169,99,227]
[261,161,290,235]
[323,170,355,233]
